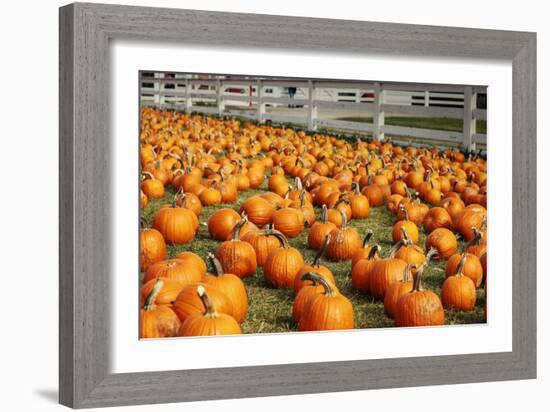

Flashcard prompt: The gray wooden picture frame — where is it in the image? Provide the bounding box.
[59,2,536,409]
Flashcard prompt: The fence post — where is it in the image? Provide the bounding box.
[373,82,385,140]
[462,86,476,152]
[217,79,225,117]
[256,79,265,123]
[424,90,430,107]
[184,78,192,113]
[153,72,161,107]
[307,80,318,131]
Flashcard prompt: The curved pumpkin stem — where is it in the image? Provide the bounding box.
[300,272,336,297]
[143,278,164,311]
[313,233,331,267]
[367,245,380,260]
[388,239,406,258]
[230,217,248,241]
[139,217,149,229]
[334,196,350,209]
[402,263,417,283]
[265,229,289,249]
[207,252,224,277]
[173,168,184,177]
[142,171,155,181]
[464,227,483,251]
[362,230,373,248]
[197,285,217,318]
[455,253,468,277]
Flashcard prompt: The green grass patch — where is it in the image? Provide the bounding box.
[141,180,486,334]
[337,116,487,135]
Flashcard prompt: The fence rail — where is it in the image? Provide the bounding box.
[140,73,487,149]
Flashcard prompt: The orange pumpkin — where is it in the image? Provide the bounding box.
[207,208,241,241]
[152,199,199,244]
[441,253,477,311]
[425,228,458,259]
[394,265,445,327]
[215,218,258,278]
[326,210,361,261]
[272,207,305,238]
[351,230,374,267]
[423,206,452,233]
[263,230,305,288]
[143,258,203,286]
[445,252,483,288]
[392,204,419,244]
[298,273,354,331]
[351,245,380,294]
[383,263,415,319]
[308,205,337,250]
[178,285,241,336]
[202,253,248,323]
[140,220,167,272]
[140,279,181,338]
[173,283,233,323]
[368,255,408,300]
[240,195,274,227]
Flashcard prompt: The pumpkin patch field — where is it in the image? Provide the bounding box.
[139,107,487,338]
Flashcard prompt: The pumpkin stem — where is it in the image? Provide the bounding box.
[352,182,361,195]
[207,252,224,277]
[480,214,487,231]
[143,278,163,311]
[265,229,289,248]
[300,272,336,297]
[361,230,373,248]
[299,190,307,207]
[294,177,303,190]
[464,227,483,250]
[174,187,185,206]
[424,169,431,182]
[231,217,248,241]
[425,246,439,262]
[334,196,350,209]
[284,187,292,199]
[313,233,331,267]
[399,227,413,246]
[388,240,405,258]
[455,253,468,276]
[173,168,184,177]
[367,245,380,260]
[142,171,155,181]
[399,204,410,222]
[197,285,218,318]
[320,204,329,224]
[411,262,427,292]
[402,263,417,283]
[339,209,348,228]
[139,217,148,229]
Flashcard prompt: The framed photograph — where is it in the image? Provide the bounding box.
[59,3,536,408]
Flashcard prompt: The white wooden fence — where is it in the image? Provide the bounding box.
[140,73,487,150]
